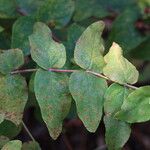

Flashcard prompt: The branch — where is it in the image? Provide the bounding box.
[22,121,36,142]
[11,68,138,90]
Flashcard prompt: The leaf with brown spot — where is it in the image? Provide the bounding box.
[69,71,107,132]
[34,69,72,139]
[0,74,28,125]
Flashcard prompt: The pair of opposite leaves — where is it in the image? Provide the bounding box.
[29,21,150,141]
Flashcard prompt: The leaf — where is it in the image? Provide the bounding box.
[65,23,85,61]
[29,22,66,70]
[73,0,108,22]
[104,83,130,116]
[1,140,22,150]
[22,141,41,150]
[74,21,105,73]
[11,16,36,55]
[0,26,4,32]
[0,0,19,18]
[37,0,75,28]
[69,71,107,132]
[131,36,150,60]
[115,86,150,123]
[103,42,139,84]
[107,7,144,53]
[0,74,28,125]
[16,0,46,15]
[0,120,21,138]
[0,136,9,149]
[0,49,24,74]
[104,116,131,150]
[34,69,72,139]
[0,114,4,124]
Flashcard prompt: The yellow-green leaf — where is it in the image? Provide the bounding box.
[1,140,22,150]
[74,21,105,73]
[103,42,139,84]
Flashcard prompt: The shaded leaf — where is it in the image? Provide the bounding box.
[107,7,144,53]
[0,49,24,74]
[69,71,107,132]
[0,120,21,138]
[34,69,71,139]
[16,0,45,15]
[131,36,150,60]
[74,21,105,73]
[1,140,22,150]
[0,0,19,18]
[116,86,150,123]
[74,0,108,22]
[11,16,36,55]
[37,0,74,28]
[0,75,28,125]
[104,116,131,150]
[29,22,66,70]
[0,26,4,32]
[103,42,139,84]
[22,141,41,150]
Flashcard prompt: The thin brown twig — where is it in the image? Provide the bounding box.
[10,68,138,90]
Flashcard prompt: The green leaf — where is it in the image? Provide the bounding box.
[37,0,75,28]
[73,0,108,22]
[69,71,107,132]
[11,16,36,55]
[29,22,66,70]
[104,83,130,116]
[65,23,85,61]
[107,7,144,53]
[116,86,150,123]
[0,120,21,138]
[16,0,45,15]
[0,49,24,74]
[0,26,4,32]
[74,21,105,73]
[1,140,22,150]
[0,0,19,18]
[34,69,71,139]
[104,116,131,150]
[131,36,150,60]
[0,74,28,125]
[103,42,139,84]
[22,141,41,150]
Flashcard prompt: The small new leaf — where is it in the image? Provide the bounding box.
[0,49,24,74]
[116,86,150,123]
[74,21,105,73]
[0,75,28,125]
[69,71,107,132]
[103,42,139,84]
[29,22,66,70]
[1,140,22,150]
[34,69,71,139]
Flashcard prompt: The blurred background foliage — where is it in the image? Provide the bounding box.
[0,0,149,149]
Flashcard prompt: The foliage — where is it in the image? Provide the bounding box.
[0,0,149,149]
